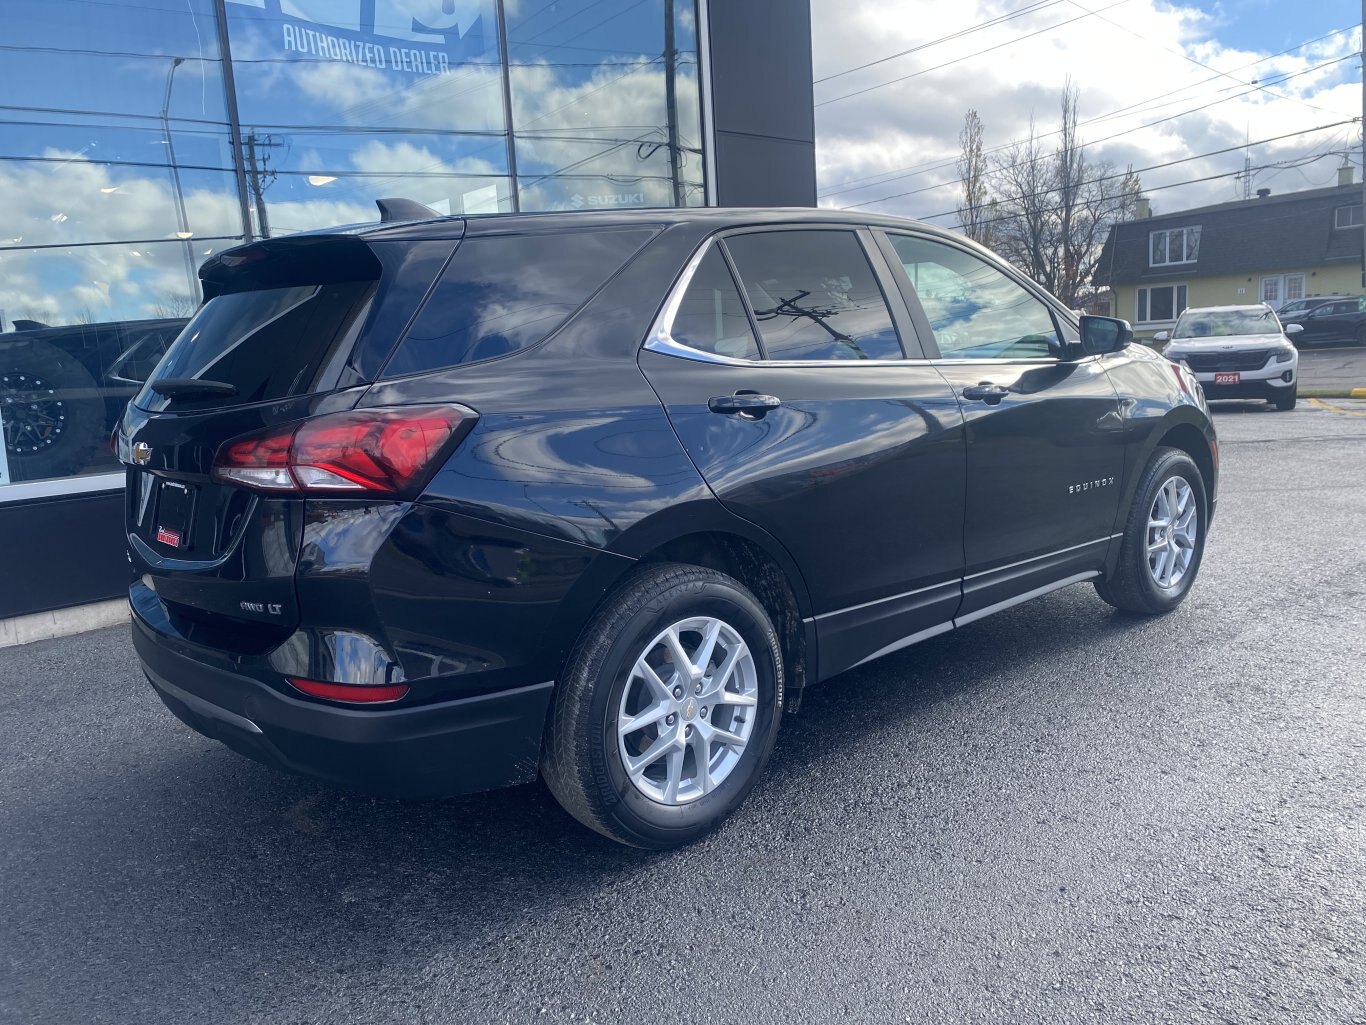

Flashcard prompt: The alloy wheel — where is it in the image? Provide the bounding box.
[616,616,759,806]
[1,372,66,455]
[1147,475,1197,589]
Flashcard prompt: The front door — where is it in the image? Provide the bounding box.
[878,231,1125,622]
[640,227,966,680]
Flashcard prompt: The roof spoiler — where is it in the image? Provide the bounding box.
[376,197,441,223]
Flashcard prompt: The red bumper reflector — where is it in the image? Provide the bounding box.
[287,677,409,704]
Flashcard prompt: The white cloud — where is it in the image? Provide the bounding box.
[811,0,1361,223]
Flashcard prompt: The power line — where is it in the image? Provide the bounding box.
[834,54,1360,209]
[813,0,1067,85]
[815,0,1135,108]
[817,23,1358,197]
[1062,0,1345,117]
[902,119,1358,225]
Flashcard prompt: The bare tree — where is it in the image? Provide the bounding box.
[149,292,200,319]
[986,83,1141,308]
[956,109,994,245]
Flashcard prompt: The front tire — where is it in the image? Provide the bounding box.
[542,563,784,849]
[1095,448,1208,615]
[1273,387,1297,411]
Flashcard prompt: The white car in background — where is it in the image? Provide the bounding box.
[1156,304,1302,411]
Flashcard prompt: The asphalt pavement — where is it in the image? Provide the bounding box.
[2,400,1365,1025]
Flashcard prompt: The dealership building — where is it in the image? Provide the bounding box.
[0,0,815,623]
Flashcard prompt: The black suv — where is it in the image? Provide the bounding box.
[120,207,1217,848]
[1280,295,1366,346]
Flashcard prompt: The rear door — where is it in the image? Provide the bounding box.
[876,230,1124,622]
[640,226,966,681]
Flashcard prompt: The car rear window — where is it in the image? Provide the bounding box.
[380,228,654,378]
[136,280,377,411]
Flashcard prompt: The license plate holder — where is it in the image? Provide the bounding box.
[154,481,195,549]
[1214,372,1241,385]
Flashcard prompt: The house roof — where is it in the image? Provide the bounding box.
[1094,183,1366,286]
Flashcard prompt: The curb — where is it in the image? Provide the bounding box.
[1299,388,1366,399]
[0,599,128,649]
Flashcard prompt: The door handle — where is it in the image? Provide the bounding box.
[961,383,1010,405]
[708,392,782,418]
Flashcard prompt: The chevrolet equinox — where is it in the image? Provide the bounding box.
[119,206,1218,848]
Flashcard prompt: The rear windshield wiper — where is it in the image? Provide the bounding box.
[150,378,239,399]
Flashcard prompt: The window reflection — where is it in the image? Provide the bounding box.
[0,0,706,492]
[888,235,1060,359]
[507,0,705,211]
[725,231,903,361]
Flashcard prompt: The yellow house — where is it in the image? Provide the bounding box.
[1094,176,1365,341]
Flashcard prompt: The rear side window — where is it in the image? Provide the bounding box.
[383,229,654,377]
[137,280,377,411]
[669,249,761,360]
[723,230,903,361]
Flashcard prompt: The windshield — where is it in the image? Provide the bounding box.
[1173,308,1280,339]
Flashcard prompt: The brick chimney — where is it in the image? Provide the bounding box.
[1339,162,1355,187]
[1133,196,1151,219]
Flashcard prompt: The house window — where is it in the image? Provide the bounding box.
[1334,205,1363,229]
[1137,283,1188,323]
[1149,226,1201,266]
[1261,274,1306,306]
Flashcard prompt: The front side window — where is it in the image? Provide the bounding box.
[1150,226,1201,266]
[669,250,761,360]
[1137,284,1188,324]
[886,234,1060,359]
[722,231,903,361]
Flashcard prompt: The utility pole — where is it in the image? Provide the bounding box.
[161,56,198,301]
[663,0,683,207]
[243,132,275,238]
[1360,0,1365,288]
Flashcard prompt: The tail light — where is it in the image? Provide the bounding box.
[212,404,475,497]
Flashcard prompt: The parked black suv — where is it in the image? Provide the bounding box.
[1280,295,1366,346]
[120,207,1217,848]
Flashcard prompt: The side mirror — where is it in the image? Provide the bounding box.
[1284,323,1304,336]
[1151,330,1170,343]
[1078,315,1133,356]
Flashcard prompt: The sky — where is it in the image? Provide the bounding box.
[810,0,1363,225]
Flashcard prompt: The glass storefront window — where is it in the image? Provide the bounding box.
[506,0,705,212]
[222,0,514,231]
[0,0,706,497]
[0,0,238,492]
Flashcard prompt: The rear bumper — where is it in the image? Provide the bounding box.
[133,611,553,799]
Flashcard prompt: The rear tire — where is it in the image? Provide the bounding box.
[542,563,784,849]
[1095,448,1208,615]
[1273,388,1297,411]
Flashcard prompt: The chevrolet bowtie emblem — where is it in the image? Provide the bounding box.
[131,442,152,465]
